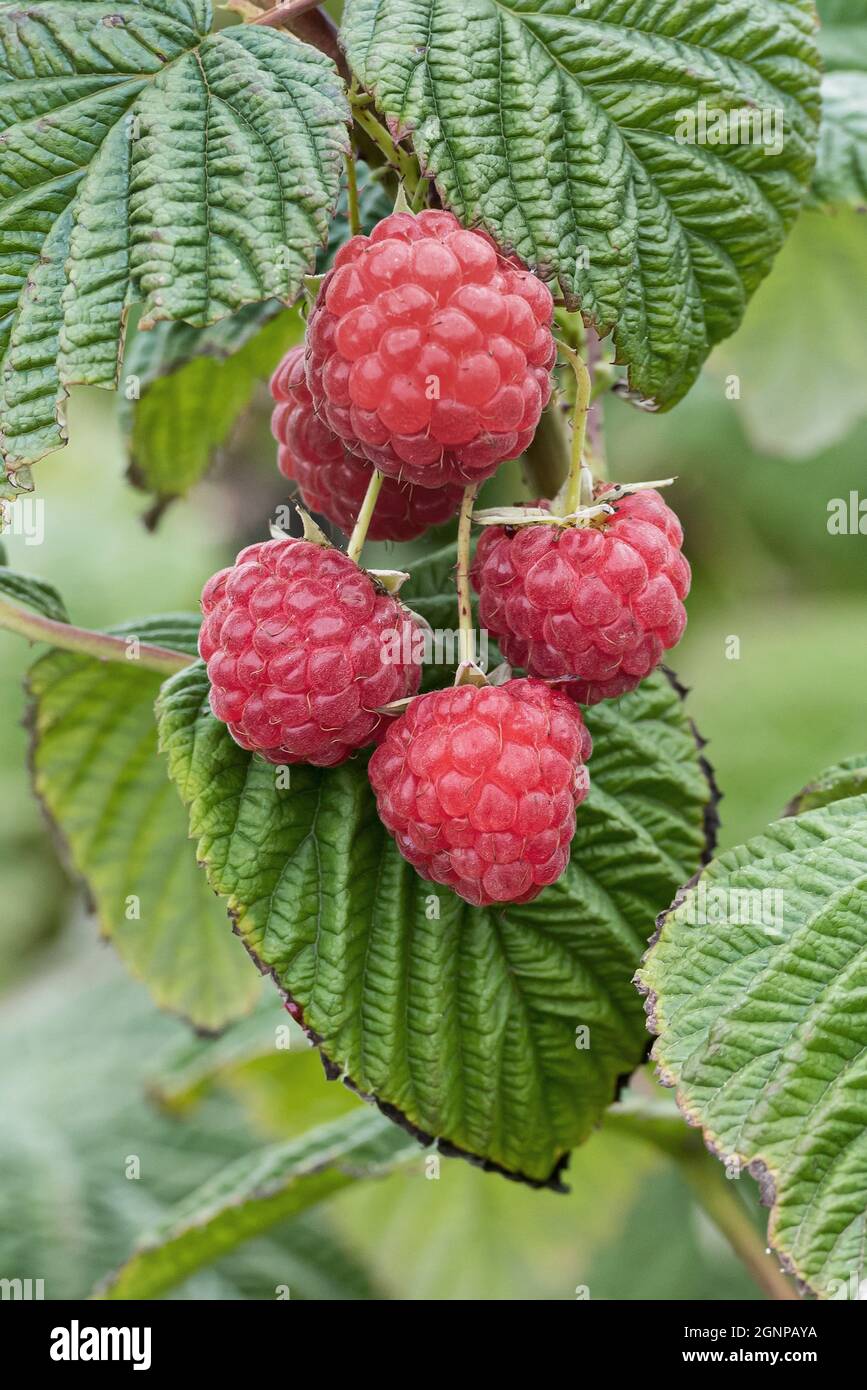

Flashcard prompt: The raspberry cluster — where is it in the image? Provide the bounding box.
[271,346,463,541]
[369,680,592,906]
[471,489,691,704]
[199,202,691,908]
[305,209,555,489]
[199,537,420,767]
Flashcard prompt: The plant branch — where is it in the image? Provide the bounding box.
[249,2,349,79]
[350,95,421,199]
[0,596,194,677]
[604,1102,798,1302]
[251,0,320,28]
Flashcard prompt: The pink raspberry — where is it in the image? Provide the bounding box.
[198,537,421,767]
[368,679,592,906]
[471,489,691,705]
[305,209,555,490]
[270,346,462,541]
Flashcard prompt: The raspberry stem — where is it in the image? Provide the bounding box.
[345,152,360,236]
[346,468,385,564]
[0,596,193,676]
[350,92,422,199]
[556,340,593,517]
[456,484,478,663]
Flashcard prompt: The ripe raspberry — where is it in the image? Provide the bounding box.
[305,208,555,490]
[198,537,421,767]
[270,346,462,541]
[471,489,691,704]
[368,679,592,906]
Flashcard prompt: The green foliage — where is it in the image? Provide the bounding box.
[27,614,259,1032]
[0,550,68,623]
[637,771,867,1297]
[342,0,821,408]
[0,955,380,1300]
[122,304,302,514]
[157,633,712,1183]
[0,3,350,476]
[100,1109,419,1299]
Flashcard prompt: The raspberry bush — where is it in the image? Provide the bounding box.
[4,0,867,1307]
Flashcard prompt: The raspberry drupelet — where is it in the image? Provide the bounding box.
[471,489,691,705]
[199,537,421,767]
[368,679,592,906]
[305,209,555,490]
[270,346,463,541]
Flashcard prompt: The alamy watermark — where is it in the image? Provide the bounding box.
[381,625,489,670]
[1,497,44,546]
[675,99,785,157]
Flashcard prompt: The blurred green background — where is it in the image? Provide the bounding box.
[1,196,864,1299]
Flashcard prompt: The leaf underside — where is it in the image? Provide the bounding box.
[157,640,714,1185]
[342,0,821,409]
[0,1,350,478]
[637,781,867,1297]
[27,614,260,1032]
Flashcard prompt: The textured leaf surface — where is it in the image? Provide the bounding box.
[99,1109,418,1299]
[812,71,867,211]
[0,3,350,476]
[157,649,713,1184]
[27,614,259,1031]
[342,0,821,408]
[637,785,867,1297]
[122,304,302,512]
[0,552,68,622]
[785,755,867,817]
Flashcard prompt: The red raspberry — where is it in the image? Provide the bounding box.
[198,537,421,767]
[305,209,555,490]
[270,346,462,541]
[368,679,592,906]
[471,490,691,705]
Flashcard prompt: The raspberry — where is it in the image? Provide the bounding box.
[471,489,691,704]
[198,537,421,767]
[305,209,555,490]
[368,679,592,906]
[270,346,462,541]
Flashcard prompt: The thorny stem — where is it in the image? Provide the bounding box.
[0,597,193,677]
[556,340,593,516]
[347,469,385,565]
[456,484,478,663]
[350,96,422,200]
[345,151,361,237]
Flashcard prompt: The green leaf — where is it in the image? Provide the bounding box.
[0,5,350,477]
[27,614,260,1032]
[342,0,821,409]
[122,304,302,516]
[784,755,867,817]
[0,556,68,623]
[98,1108,419,1300]
[637,782,867,1298]
[711,209,867,458]
[157,651,713,1185]
[811,71,867,211]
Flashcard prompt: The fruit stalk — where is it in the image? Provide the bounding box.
[350,94,422,200]
[346,468,385,564]
[557,340,593,516]
[456,484,478,664]
[0,596,193,676]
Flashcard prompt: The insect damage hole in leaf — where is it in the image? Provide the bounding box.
[0,2,351,477]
